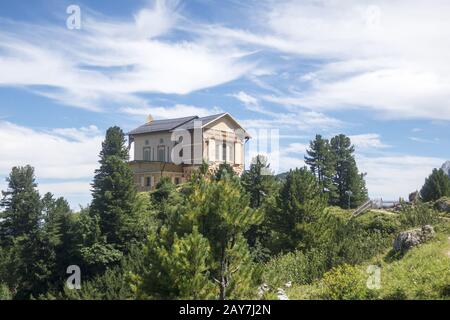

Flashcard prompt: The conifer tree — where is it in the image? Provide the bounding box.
[0,166,42,245]
[420,168,450,202]
[305,135,337,200]
[138,176,262,300]
[268,167,327,252]
[91,127,141,249]
[330,134,368,208]
[241,155,277,208]
[0,166,56,298]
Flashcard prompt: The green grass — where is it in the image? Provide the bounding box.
[286,221,450,300]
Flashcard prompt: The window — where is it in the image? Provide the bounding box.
[145,140,149,145]
[143,147,151,161]
[175,177,181,185]
[222,143,227,162]
[160,138,164,144]
[146,177,151,187]
[157,146,166,162]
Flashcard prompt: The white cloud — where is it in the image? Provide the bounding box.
[283,143,308,155]
[120,104,223,119]
[0,121,102,208]
[0,1,254,111]
[357,154,446,200]
[409,137,439,144]
[209,0,450,121]
[349,134,390,149]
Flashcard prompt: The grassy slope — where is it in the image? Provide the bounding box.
[286,220,450,300]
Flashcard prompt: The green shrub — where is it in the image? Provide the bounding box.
[0,283,12,300]
[398,203,438,228]
[263,249,327,287]
[320,264,376,300]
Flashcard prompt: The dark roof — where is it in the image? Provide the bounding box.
[175,113,227,130]
[128,113,229,135]
[128,116,197,135]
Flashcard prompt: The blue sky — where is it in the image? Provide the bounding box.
[1,0,449,208]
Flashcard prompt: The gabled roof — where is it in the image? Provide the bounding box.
[128,113,250,138]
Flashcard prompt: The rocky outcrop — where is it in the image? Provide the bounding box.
[435,197,450,213]
[393,225,435,253]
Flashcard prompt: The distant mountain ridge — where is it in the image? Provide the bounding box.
[441,160,450,176]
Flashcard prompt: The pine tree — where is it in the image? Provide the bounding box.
[268,167,327,252]
[137,228,216,299]
[420,168,450,202]
[191,177,262,299]
[0,166,42,246]
[0,166,56,298]
[305,135,336,198]
[241,155,277,208]
[138,176,262,300]
[91,127,141,249]
[241,155,278,258]
[41,193,76,289]
[330,134,368,208]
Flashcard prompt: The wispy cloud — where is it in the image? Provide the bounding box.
[350,134,390,149]
[120,104,223,119]
[208,0,450,121]
[0,0,254,111]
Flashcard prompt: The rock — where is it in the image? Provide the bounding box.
[435,197,450,213]
[257,283,269,297]
[408,191,419,203]
[285,281,292,288]
[420,225,435,241]
[277,288,289,300]
[393,225,435,253]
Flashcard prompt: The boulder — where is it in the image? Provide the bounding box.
[435,197,450,213]
[393,225,435,253]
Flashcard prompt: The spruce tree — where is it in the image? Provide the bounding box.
[91,127,140,249]
[330,134,368,208]
[0,166,55,298]
[305,135,336,198]
[0,166,42,245]
[420,168,450,202]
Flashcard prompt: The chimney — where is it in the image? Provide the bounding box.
[146,114,154,123]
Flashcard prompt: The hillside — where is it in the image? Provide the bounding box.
[285,220,450,300]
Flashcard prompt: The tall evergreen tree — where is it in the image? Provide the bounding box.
[0,166,42,246]
[0,166,57,298]
[330,134,368,208]
[305,135,336,198]
[420,168,450,202]
[91,127,141,249]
